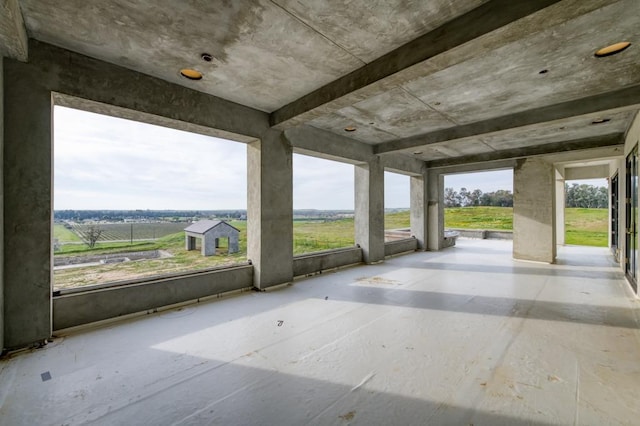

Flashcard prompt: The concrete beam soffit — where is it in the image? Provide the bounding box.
[435,159,518,176]
[376,86,640,155]
[284,125,374,164]
[270,0,562,129]
[426,133,624,169]
[23,40,268,139]
[381,154,425,177]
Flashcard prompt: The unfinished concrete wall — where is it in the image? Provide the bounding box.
[0,55,4,351]
[3,55,52,350]
[384,238,418,256]
[0,40,269,350]
[410,174,428,250]
[247,130,293,288]
[355,158,385,263]
[293,247,362,277]
[427,169,444,251]
[513,158,556,263]
[555,168,565,245]
[53,265,253,330]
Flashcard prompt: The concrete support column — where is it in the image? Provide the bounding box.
[427,169,444,251]
[410,173,428,250]
[555,169,565,245]
[514,158,556,263]
[355,157,385,263]
[3,57,52,349]
[247,129,293,288]
[0,56,4,351]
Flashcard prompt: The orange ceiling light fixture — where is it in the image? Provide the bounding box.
[344,126,357,132]
[180,68,203,80]
[594,42,631,57]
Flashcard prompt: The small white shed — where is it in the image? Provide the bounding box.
[184,220,240,256]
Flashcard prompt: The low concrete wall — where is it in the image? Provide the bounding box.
[293,246,363,277]
[384,238,418,257]
[448,228,513,240]
[485,230,513,240]
[53,264,253,330]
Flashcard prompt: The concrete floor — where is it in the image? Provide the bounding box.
[1,239,639,425]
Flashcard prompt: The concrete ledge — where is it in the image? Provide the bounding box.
[448,228,513,240]
[293,246,363,277]
[53,265,253,330]
[442,231,459,248]
[485,230,513,240]
[384,238,418,257]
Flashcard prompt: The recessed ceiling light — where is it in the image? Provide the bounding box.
[595,42,631,57]
[413,151,423,155]
[591,118,611,124]
[344,126,357,132]
[180,68,203,80]
[201,53,213,62]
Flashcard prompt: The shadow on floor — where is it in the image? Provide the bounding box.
[406,261,622,280]
[17,348,558,426]
[320,284,639,329]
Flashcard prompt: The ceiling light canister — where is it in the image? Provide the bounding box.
[180,68,203,80]
[594,42,631,57]
[344,126,357,132]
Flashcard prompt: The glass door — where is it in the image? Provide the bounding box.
[625,147,638,292]
[611,173,619,257]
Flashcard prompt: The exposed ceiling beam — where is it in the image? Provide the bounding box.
[376,85,640,155]
[285,125,374,164]
[27,40,269,140]
[0,0,28,61]
[425,133,624,169]
[270,0,562,128]
[285,125,424,175]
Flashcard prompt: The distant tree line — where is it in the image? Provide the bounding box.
[565,183,607,208]
[444,183,608,209]
[54,209,246,221]
[54,209,357,222]
[445,188,513,207]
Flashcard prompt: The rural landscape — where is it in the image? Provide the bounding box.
[54,184,609,291]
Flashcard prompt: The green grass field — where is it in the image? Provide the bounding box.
[53,224,83,243]
[54,207,608,289]
[385,207,607,246]
[564,208,608,246]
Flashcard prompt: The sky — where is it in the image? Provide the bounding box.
[54,106,603,211]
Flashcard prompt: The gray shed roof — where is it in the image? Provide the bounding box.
[184,220,240,234]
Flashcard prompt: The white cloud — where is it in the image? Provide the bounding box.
[384,172,410,208]
[55,106,524,211]
[293,154,354,209]
[54,106,247,210]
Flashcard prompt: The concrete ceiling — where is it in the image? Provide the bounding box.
[4,0,640,166]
